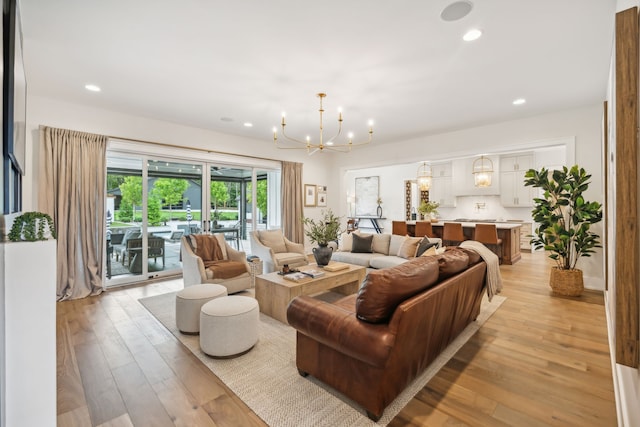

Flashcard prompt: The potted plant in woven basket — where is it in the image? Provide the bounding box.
[524,165,602,296]
[302,209,342,266]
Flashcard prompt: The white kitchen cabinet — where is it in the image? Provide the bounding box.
[428,162,456,207]
[500,154,535,207]
[452,156,501,196]
[431,162,452,178]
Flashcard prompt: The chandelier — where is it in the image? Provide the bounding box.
[417,162,433,191]
[273,93,373,153]
[472,155,494,187]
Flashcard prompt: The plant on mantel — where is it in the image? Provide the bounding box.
[7,211,57,242]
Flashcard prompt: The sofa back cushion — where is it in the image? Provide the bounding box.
[455,247,482,265]
[259,229,287,253]
[356,256,439,323]
[436,248,470,280]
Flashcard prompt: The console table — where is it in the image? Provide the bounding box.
[352,216,386,233]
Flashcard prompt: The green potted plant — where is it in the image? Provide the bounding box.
[417,200,440,222]
[524,165,602,296]
[7,211,57,242]
[302,209,342,266]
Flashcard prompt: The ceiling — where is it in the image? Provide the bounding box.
[20,1,616,147]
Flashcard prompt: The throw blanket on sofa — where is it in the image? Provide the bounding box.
[204,259,248,279]
[460,240,503,301]
[190,234,247,279]
[191,234,224,262]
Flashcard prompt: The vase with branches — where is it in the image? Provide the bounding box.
[303,209,342,265]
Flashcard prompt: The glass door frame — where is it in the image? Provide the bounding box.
[106,139,282,287]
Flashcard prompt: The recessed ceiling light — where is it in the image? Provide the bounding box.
[85,84,101,92]
[441,1,474,22]
[243,122,253,127]
[513,98,526,105]
[463,29,482,41]
[220,117,234,122]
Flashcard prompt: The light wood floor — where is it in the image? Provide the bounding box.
[56,251,617,426]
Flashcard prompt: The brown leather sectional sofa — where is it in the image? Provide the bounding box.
[286,248,487,421]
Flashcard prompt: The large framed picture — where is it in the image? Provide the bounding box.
[304,184,317,207]
[355,176,379,216]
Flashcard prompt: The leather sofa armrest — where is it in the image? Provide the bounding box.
[287,295,395,368]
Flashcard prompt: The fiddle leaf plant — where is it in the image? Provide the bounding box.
[7,211,57,242]
[523,165,602,270]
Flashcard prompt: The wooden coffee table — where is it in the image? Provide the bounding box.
[255,263,366,324]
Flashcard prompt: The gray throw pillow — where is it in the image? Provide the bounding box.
[416,237,438,257]
[351,233,373,253]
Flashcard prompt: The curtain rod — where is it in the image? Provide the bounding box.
[106,134,283,163]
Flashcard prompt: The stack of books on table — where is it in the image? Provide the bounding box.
[282,272,312,283]
[323,262,350,272]
[301,269,325,278]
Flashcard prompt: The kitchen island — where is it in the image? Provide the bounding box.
[426,221,522,265]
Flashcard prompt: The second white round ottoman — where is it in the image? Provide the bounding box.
[200,295,259,358]
[175,284,227,333]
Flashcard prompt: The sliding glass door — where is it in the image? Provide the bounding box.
[105,144,282,287]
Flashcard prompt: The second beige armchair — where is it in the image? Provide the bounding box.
[250,229,309,274]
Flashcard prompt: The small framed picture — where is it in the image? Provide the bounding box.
[317,192,327,207]
[304,184,317,207]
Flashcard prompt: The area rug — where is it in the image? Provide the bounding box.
[139,291,505,426]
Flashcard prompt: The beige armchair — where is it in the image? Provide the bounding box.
[250,229,308,274]
[181,234,251,294]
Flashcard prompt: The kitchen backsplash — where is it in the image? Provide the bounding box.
[436,195,533,223]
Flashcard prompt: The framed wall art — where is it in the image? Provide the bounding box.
[317,188,327,207]
[355,176,379,216]
[304,184,317,207]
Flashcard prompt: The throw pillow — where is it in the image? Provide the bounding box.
[356,256,439,323]
[259,229,287,254]
[396,236,422,259]
[416,237,438,257]
[388,234,407,256]
[338,230,361,252]
[371,233,391,255]
[351,233,374,253]
[420,245,438,257]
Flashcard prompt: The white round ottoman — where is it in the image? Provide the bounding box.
[175,284,227,334]
[200,295,259,358]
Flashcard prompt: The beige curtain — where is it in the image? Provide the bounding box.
[281,161,304,243]
[39,126,107,301]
